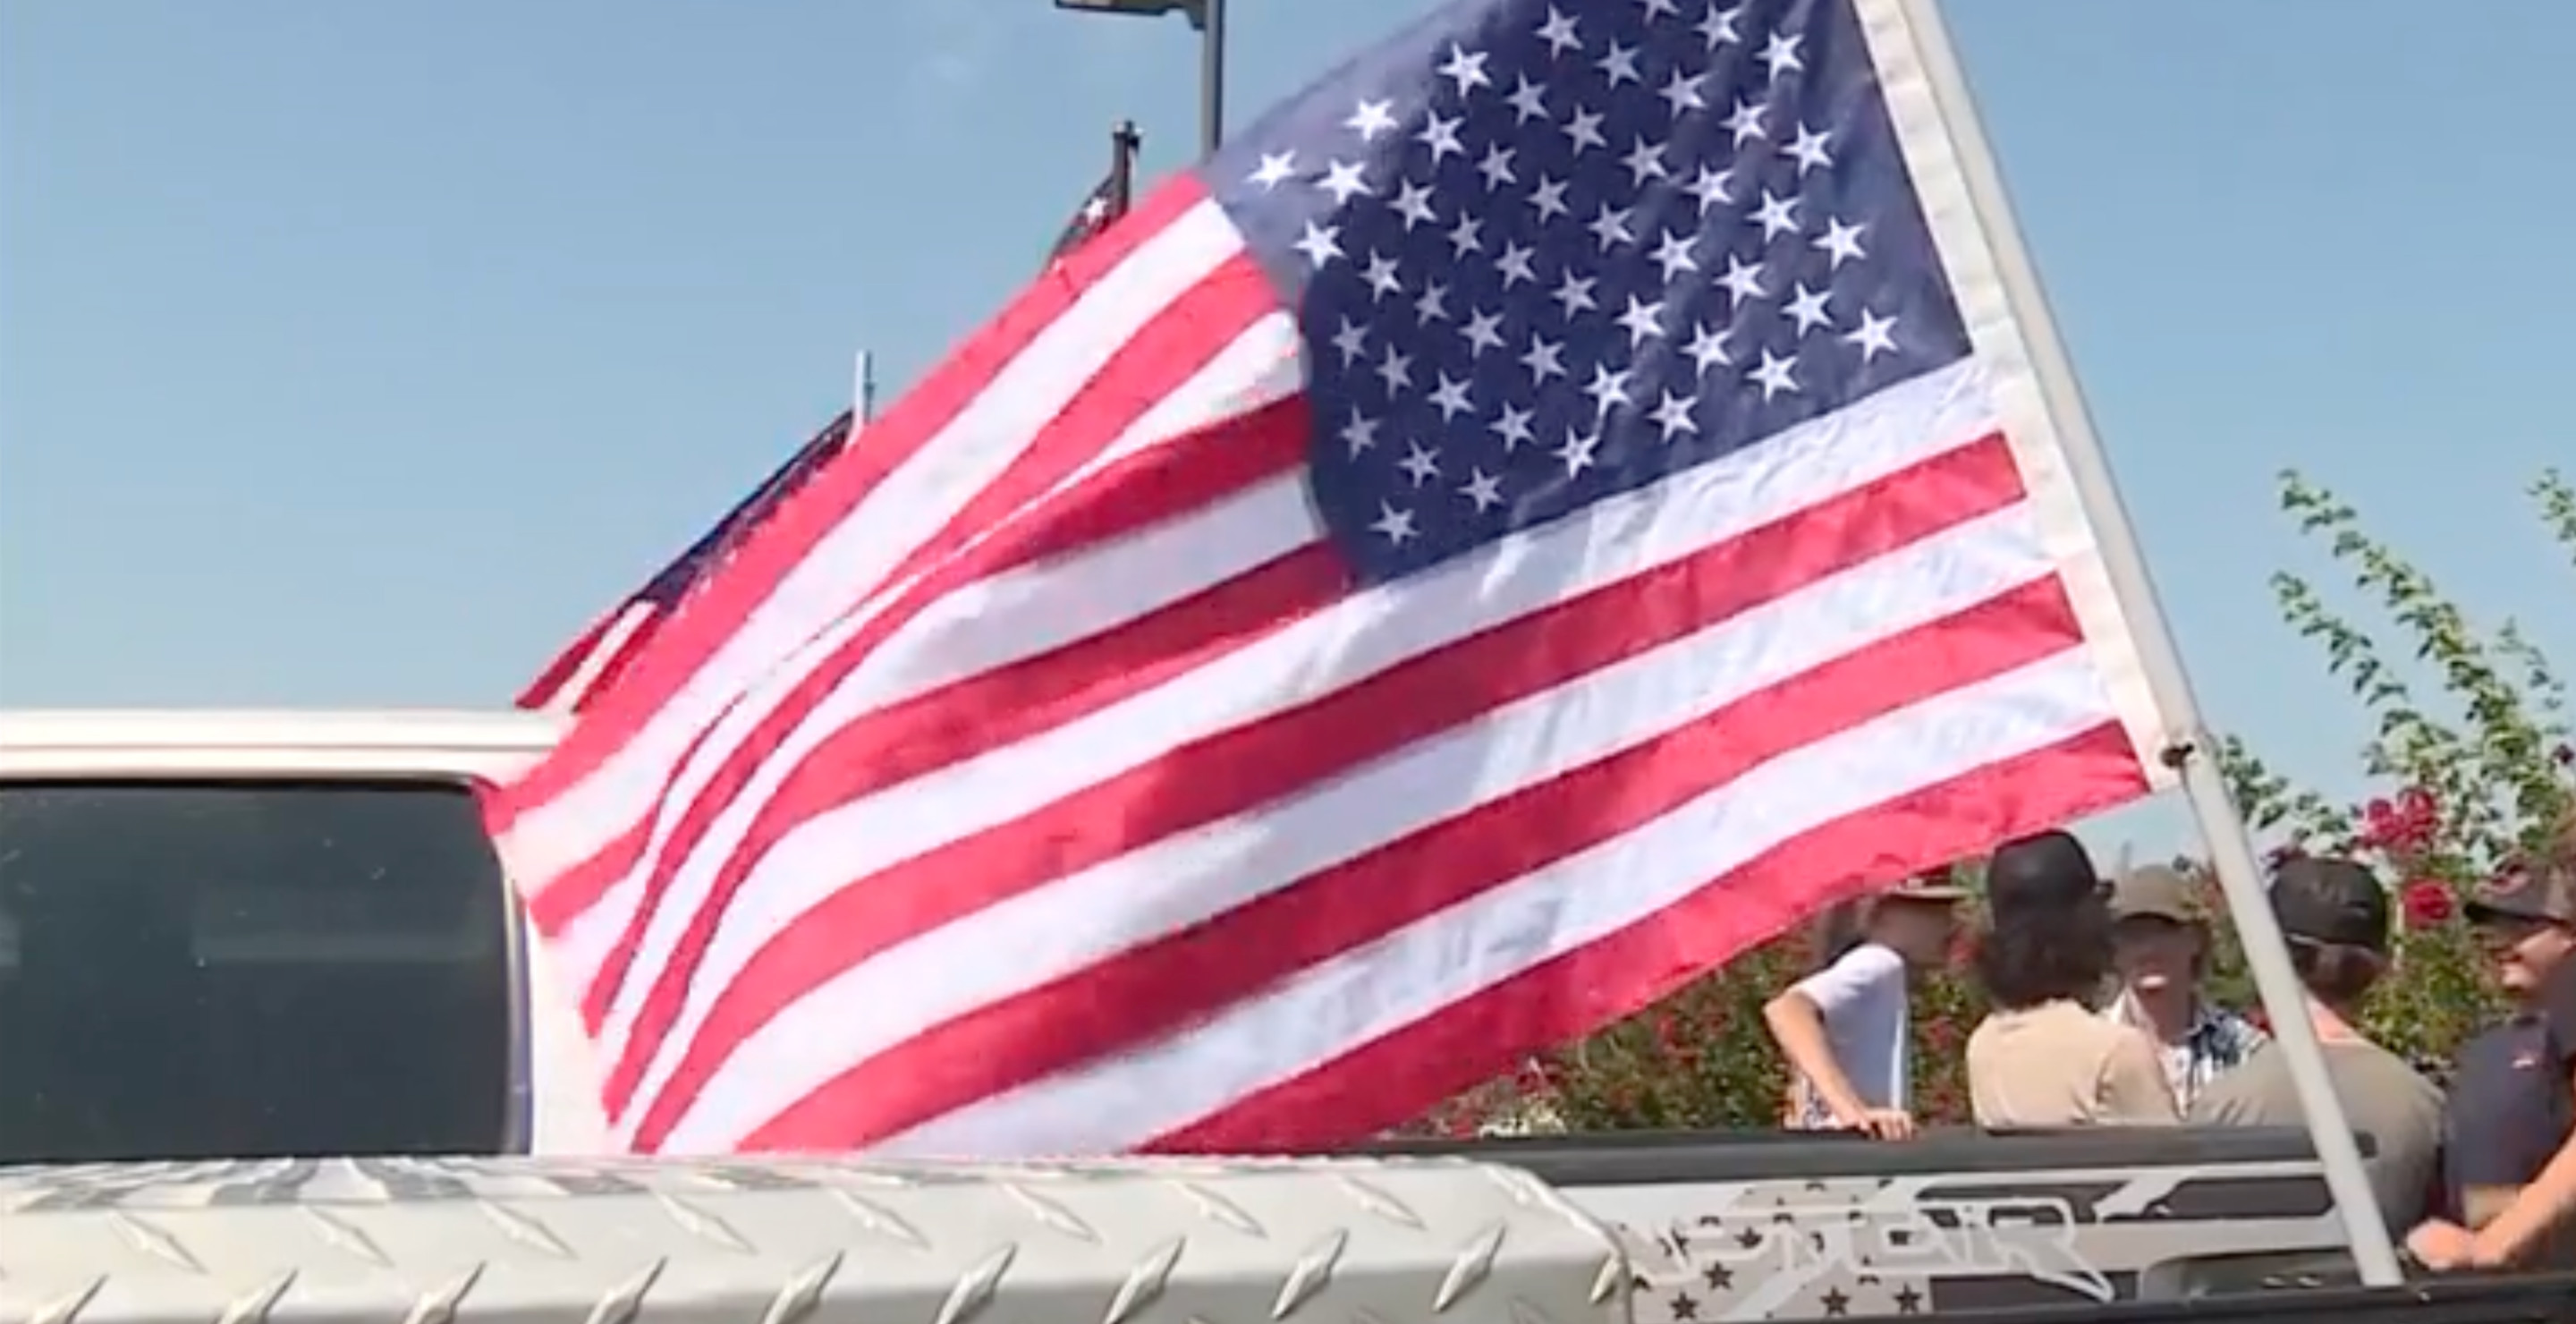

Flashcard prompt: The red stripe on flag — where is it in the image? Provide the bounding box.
[622,433,2028,1147]
[740,575,2086,1149]
[572,611,661,715]
[517,612,617,711]
[519,606,660,714]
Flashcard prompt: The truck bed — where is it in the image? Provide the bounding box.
[2,1151,2569,1324]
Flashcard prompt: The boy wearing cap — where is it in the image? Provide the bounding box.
[2409,819,2576,1271]
[2103,864,2265,1112]
[1763,874,1967,1140]
[2188,857,2443,1233]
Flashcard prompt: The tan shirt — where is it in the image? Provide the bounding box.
[2188,1038,2445,1230]
[1968,999,2181,1127]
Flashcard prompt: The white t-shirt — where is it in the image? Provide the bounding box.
[1786,941,1910,1126]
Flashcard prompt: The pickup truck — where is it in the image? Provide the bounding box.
[3,708,2569,1321]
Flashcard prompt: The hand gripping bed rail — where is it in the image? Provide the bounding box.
[0,1155,1635,1324]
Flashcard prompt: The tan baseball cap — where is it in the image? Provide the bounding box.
[2109,863,2203,925]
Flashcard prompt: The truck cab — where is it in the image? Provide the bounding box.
[0,708,611,1164]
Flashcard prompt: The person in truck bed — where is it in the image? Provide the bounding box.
[2100,862,2265,1112]
[2410,818,2576,1272]
[2187,854,2443,1235]
[1762,872,1966,1140]
[1965,831,2178,1128]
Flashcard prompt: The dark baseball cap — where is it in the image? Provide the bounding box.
[2110,864,2204,926]
[2465,858,2576,927]
[1987,830,2105,916]
[2270,855,2390,952]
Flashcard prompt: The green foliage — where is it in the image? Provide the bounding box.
[2214,468,2574,1065]
[1407,469,2575,1136]
[2224,471,2572,865]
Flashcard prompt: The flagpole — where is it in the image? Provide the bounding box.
[853,350,877,432]
[1110,121,1141,218]
[1194,0,1224,156]
[1891,0,2401,1286]
[1111,121,1140,214]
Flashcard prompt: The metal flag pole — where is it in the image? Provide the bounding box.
[853,350,877,433]
[1192,0,1225,157]
[1890,0,2402,1286]
[1110,121,1142,218]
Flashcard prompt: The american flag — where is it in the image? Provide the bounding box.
[516,412,856,713]
[491,0,2173,1156]
[1047,167,1130,264]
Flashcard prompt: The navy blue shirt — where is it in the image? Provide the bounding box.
[2443,973,2576,1219]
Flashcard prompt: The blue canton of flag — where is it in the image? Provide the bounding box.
[1207,0,1971,581]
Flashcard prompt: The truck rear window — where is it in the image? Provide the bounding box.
[0,780,513,1163]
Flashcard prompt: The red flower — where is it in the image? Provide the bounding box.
[2401,879,2454,930]
[2359,798,2396,844]
[2356,788,2440,858]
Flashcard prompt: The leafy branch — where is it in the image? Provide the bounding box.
[2241,472,2574,870]
[2539,469,2576,578]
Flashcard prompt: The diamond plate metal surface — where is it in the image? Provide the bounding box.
[0,1156,1631,1324]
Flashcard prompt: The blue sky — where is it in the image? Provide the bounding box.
[4,0,2569,854]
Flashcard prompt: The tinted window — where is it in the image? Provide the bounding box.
[0,780,514,1162]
